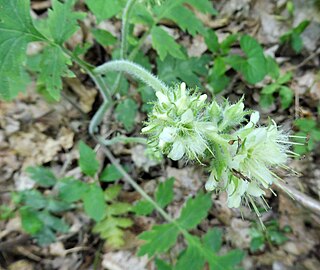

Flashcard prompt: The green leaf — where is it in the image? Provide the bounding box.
[20,190,48,210]
[205,30,220,53]
[115,98,138,132]
[209,57,230,93]
[47,0,85,44]
[37,211,69,233]
[138,223,179,256]
[185,0,218,15]
[100,164,123,182]
[20,206,43,235]
[155,259,172,270]
[151,26,185,60]
[213,250,245,270]
[138,85,156,113]
[277,72,292,85]
[34,227,56,246]
[229,35,268,84]
[38,46,72,100]
[133,200,155,215]
[259,94,275,108]
[177,193,212,230]
[78,141,99,177]
[0,0,45,100]
[104,185,122,201]
[155,177,174,208]
[85,0,125,21]
[203,228,223,252]
[58,178,88,203]
[293,20,310,35]
[47,199,72,213]
[82,184,107,222]
[250,236,265,252]
[279,86,293,109]
[26,166,57,187]
[157,55,210,87]
[92,28,117,46]
[175,245,205,270]
[164,5,206,36]
[291,33,303,53]
[294,118,317,132]
[266,56,280,80]
[261,83,279,95]
[220,34,238,54]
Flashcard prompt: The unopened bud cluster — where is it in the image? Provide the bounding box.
[142,83,296,214]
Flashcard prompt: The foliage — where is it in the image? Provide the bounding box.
[93,185,133,248]
[250,220,291,252]
[260,72,294,109]
[280,20,310,53]
[293,118,320,155]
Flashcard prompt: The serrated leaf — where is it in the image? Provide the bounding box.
[175,245,205,270]
[20,206,43,235]
[133,200,155,215]
[151,26,185,60]
[138,223,179,256]
[177,193,212,230]
[104,185,122,201]
[47,0,85,44]
[213,249,245,270]
[279,86,293,109]
[185,0,218,15]
[209,57,230,93]
[205,30,220,53]
[155,259,172,270]
[203,228,223,252]
[82,184,107,221]
[155,177,174,208]
[100,164,123,182]
[108,202,132,215]
[259,94,275,108]
[261,83,279,95]
[26,166,57,187]
[0,0,45,100]
[164,5,206,36]
[92,28,117,46]
[34,227,56,246]
[115,98,138,132]
[157,55,210,87]
[277,72,292,85]
[58,178,88,203]
[47,199,72,213]
[20,190,48,210]
[85,0,125,21]
[78,141,99,177]
[37,211,69,233]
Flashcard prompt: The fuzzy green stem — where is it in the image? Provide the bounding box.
[99,135,147,146]
[94,60,169,92]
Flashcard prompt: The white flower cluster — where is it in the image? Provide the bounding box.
[143,83,298,214]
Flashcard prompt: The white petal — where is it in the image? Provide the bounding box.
[250,111,260,125]
[159,127,177,143]
[247,182,265,197]
[180,82,186,97]
[228,193,242,208]
[156,91,170,105]
[181,109,194,124]
[168,141,185,160]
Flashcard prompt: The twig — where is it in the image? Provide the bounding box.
[287,48,320,71]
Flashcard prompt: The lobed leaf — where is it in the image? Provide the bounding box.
[26,166,57,187]
[78,141,100,177]
[155,177,175,208]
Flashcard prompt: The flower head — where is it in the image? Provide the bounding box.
[142,83,213,161]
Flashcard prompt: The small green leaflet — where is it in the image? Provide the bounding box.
[155,259,172,270]
[115,98,138,132]
[155,177,174,208]
[47,0,85,44]
[208,57,230,93]
[164,6,206,36]
[226,35,268,84]
[138,223,179,256]
[20,206,43,235]
[133,200,155,215]
[175,244,205,270]
[82,184,107,222]
[185,0,218,15]
[177,193,212,230]
[203,228,223,253]
[92,29,117,46]
[85,0,125,21]
[58,178,88,203]
[26,166,57,187]
[0,0,45,100]
[151,26,185,60]
[157,55,210,87]
[100,164,123,182]
[78,141,100,177]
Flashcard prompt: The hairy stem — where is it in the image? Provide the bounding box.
[94,60,169,92]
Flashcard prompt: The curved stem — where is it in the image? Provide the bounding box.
[94,60,169,92]
[121,0,136,59]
